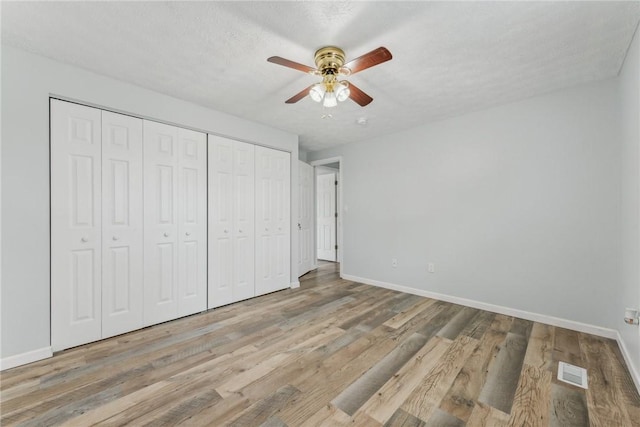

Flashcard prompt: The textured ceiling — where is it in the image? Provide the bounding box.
[2,1,639,152]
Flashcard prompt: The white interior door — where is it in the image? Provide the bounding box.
[232,140,255,302]
[255,146,291,295]
[298,160,314,276]
[317,173,337,262]
[208,136,255,308]
[177,128,207,316]
[101,111,144,338]
[208,136,234,307]
[51,99,103,351]
[143,121,179,326]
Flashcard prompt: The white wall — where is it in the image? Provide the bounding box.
[0,46,298,360]
[309,78,624,335]
[619,27,640,382]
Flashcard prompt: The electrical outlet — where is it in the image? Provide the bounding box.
[428,263,435,273]
[392,258,398,268]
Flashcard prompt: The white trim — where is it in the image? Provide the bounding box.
[310,156,342,167]
[616,331,640,393]
[0,347,52,371]
[290,281,300,289]
[341,274,619,339]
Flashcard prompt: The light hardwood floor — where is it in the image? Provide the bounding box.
[1,262,639,426]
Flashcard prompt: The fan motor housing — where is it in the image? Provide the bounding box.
[314,46,346,73]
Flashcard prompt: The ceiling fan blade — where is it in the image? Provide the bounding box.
[267,56,317,74]
[343,47,392,75]
[347,82,373,106]
[285,85,313,104]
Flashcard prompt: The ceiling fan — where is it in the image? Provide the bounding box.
[267,46,392,108]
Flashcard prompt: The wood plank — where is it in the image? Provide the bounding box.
[438,328,508,422]
[359,336,451,424]
[477,332,528,414]
[459,310,496,340]
[384,408,427,427]
[549,383,589,427]
[332,332,430,415]
[424,409,465,427]
[466,402,509,427]
[437,307,480,340]
[507,364,551,427]
[226,385,300,427]
[523,323,554,371]
[384,298,437,329]
[579,333,634,426]
[401,335,478,422]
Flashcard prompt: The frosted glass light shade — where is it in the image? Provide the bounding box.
[309,84,325,102]
[335,82,350,102]
[323,91,337,108]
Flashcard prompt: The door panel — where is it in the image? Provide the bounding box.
[51,99,102,351]
[255,146,290,295]
[177,128,207,316]
[208,136,255,307]
[208,136,234,307]
[143,121,179,325]
[232,141,255,302]
[297,161,314,276]
[317,173,337,261]
[101,111,143,338]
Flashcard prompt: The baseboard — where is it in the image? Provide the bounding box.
[290,281,300,289]
[616,332,640,392]
[341,274,619,340]
[0,346,52,371]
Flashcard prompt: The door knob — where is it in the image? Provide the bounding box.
[112,236,119,241]
[298,223,301,230]
[224,229,228,234]
[185,231,191,236]
[238,229,243,233]
[265,228,269,232]
[81,237,88,243]
[164,232,170,237]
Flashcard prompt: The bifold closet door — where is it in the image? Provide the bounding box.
[143,121,206,325]
[208,135,255,308]
[101,111,144,338]
[51,100,103,351]
[255,146,291,295]
[177,128,207,316]
[143,121,180,325]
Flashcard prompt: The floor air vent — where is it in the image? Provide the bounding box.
[557,361,588,389]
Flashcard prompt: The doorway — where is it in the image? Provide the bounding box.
[311,157,342,273]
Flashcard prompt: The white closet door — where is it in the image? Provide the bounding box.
[177,128,207,316]
[208,136,255,308]
[232,141,255,302]
[208,135,234,307]
[255,146,291,295]
[298,161,314,277]
[51,99,103,351]
[143,121,179,326]
[101,111,144,338]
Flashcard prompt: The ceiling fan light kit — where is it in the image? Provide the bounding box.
[267,45,392,109]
